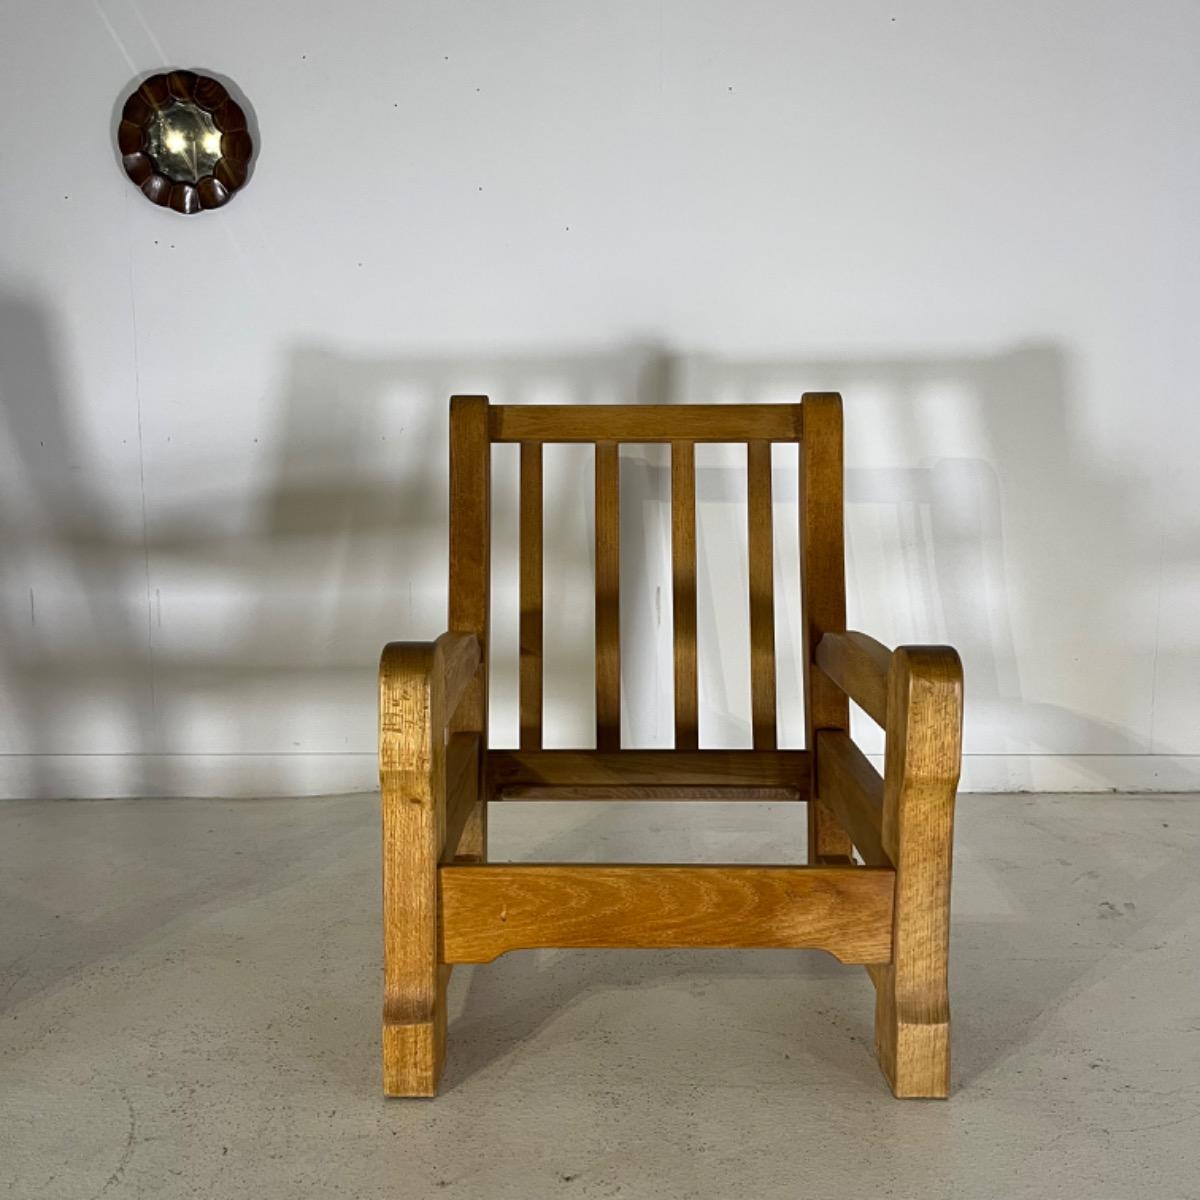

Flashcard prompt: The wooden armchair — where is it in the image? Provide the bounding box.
[380,395,964,1098]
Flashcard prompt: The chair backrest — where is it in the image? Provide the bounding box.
[447,395,848,753]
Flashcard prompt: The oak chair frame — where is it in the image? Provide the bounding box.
[381,394,964,1099]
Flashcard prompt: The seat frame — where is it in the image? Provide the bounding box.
[380,395,963,1098]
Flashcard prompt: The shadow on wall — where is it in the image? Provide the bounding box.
[0,296,153,797]
[0,291,1190,796]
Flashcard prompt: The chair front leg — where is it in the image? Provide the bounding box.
[380,641,448,1098]
[873,645,963,1098]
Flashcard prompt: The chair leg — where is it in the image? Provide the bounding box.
[382,759,449,1097]
[380,642,450,1098]
[382,968,449,1098]
[870,930,951,1098]
[872,645,961,1098]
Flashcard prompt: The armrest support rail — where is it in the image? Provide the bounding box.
[812,633,964,868]
[814,630,892,727]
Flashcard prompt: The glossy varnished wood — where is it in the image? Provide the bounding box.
[670,441,698,750]
[487,749,811,799]
[448,397,490,863]
[380,393,965,1099]
[747,441,777,750]
[799,395,854,861]
[814,730,886,867]
[518,442,543,750]
[380,642,440,1097]
[443,731,482,861]
[440,864,895,965]
[870,646,963,1098]
[594,442,621,751]
[448,398,491,657]
[490,404,802,443]
[380,633,480,1097]
[816,630,892,728]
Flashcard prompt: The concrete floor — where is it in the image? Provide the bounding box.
[1,794,1198,1200]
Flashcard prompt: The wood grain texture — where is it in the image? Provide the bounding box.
[452,801,488,866]
[671,441,698,750]
[492,785,803,801]
[799,395,854,861]
[595,442,621,751]
[440,865,895,965]
[380,633,481,1097]
[449,397,491,647]
[487,749,811,799]
[871,646,963,1098]
[814,730,886,867]
[815,630,892,728]
[437,635,482,722]
[519,441,543,750]
[443,731,482,862]
[448,396,491,865]
[378,641,440,1096]
[747,441,777,750]
[490,404,802,443]
[380,394,966,1100]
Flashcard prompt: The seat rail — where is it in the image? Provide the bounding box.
[487,749,811,800]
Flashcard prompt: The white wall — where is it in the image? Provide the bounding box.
[1,1,1197,797]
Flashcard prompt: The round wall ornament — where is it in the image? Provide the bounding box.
[118,71,253,213]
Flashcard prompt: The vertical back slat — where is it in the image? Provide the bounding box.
[747,440,777,750]
[519,442,543,750]
[671,441,698,750]
[594,442,621,750]
[799,394,853,860]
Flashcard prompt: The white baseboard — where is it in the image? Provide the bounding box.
[0,754,379,800]
[0,752,1197,800]
[873,753,1200,794]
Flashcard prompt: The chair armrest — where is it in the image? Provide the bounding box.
[379,633,482,772]
[883,645,964,793]
[380,632,484,876]
[813,634,963,865]
[816,632,962,731]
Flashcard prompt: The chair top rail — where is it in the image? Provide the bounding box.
[488,403,803,443]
